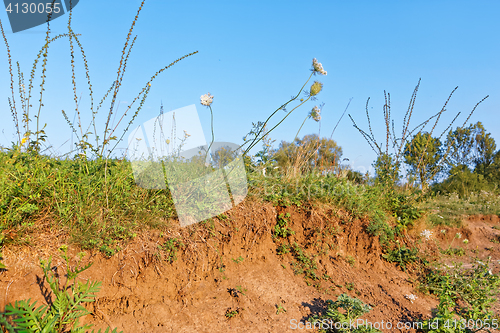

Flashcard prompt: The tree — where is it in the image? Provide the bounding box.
[472,122,496,168]
[443,122,496,171]
[404,131,443,189]
[373,153,401,186]
[272,134,342,175]
[475,150,500,185]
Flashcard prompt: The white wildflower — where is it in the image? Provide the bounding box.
[312,58,327,75]
[405,294,417,303]
[309,106,321,122]
[200,92,214,106]
[456,232,462,239]
[420,229,433,240]
[463,239,469,244]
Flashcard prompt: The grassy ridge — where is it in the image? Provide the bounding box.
[0,149,175,255]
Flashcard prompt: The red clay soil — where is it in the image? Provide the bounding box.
[1,200,500,333]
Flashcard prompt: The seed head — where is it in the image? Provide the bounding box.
[200,93,214,107]
[309,81,323,97]
[309,106,321,122]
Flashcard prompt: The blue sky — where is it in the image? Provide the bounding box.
[0,0,498,175]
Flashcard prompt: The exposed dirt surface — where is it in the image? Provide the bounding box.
[1,200,500,332]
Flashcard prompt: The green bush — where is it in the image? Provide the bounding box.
[421,258,500,333]
[308,294,381,333]
[382,242,419,271]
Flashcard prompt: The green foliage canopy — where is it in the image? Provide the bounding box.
[272,134,342,174]
[404,131,443,189]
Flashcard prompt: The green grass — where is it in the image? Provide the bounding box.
[5,146,497,262]
[0,145,406,255]
[0,149,175,253]
[420,191,500,227]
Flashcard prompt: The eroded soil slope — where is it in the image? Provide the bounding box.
[2,200,500,332]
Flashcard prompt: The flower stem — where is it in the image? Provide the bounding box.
[293,115,309,144]
[241,72,314,155]
[206,105,215,164]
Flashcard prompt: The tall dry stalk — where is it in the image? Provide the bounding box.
[349,79,489,189]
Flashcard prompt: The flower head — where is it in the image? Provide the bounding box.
[456,232,462,239]
[309,81,323,97]
[420,229,433,240]
[463,239,469,244]
[309,106,321,122]
[312,58,327,75]
[200,93,214,107]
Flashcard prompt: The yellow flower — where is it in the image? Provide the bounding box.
[148,83,152,87]
[20,137,28,146]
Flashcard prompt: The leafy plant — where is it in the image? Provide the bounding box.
[231,256,244,264]
[345,282,354,291]
[309,294,381,332]
[346,256,356,267]
[290,243,318,281]
[0,248,6,270]
[273,212,295,239]
[277,244,291,255]
[158,237,184,263]
[382,242,418,271]
[421,258,500,333]
[441,247,466,257]
[0,246,120,333]
[224,308,242,319]
[276,302,287,315]
[388,192,422,228]
[235,285,247,296]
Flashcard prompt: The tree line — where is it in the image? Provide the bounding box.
[246,121,499,196]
